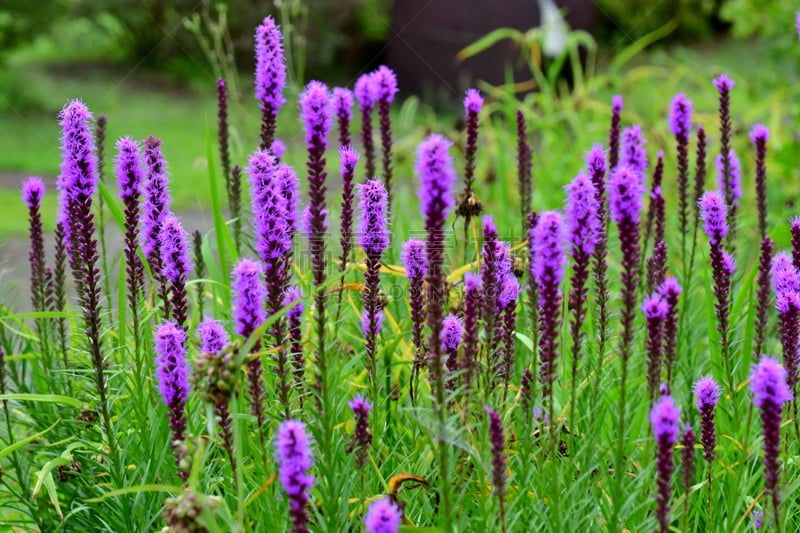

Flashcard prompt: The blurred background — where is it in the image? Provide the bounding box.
[1,0,798,301]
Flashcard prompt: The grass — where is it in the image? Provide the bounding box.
[2,22,800,531]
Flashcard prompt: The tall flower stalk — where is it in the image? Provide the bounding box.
[275,420,315,533]
[680,422,696,529]
[485,406,508,533]
[154,321,191,478]
[332,87,353,148]
[461,272,482,396]
[669,93,693,267]
[456,89,483,250]
[608,96,622,171]
[531,211,565,437]
[650,395,681,533]
[335,147,360,323]
[160,215,191,331]
[751,124,769,239]
[687,125,708,292]
[694,376,720,496]
[659,277,682,391]
[608,166,644,462]
[750,357,792,532]
[402,239,428,401]
[642,293,668,401]
[255,16,286,151]
[142,136,172,315]
[284,286,305,400]
[564,172,598,427]
[347,395,372,469]
[59,100,116,460]
[699,191,734,381]
[365,498,402,533]
[772,252,800,400]
[358,179,390,401]
[217,78,232,203]
[416,134,457,527]
[374,66,397,206]
[755,237,774,358]
[232,258,268,467]
[23,177,47,314]
[517,110,533,231]
[355,73,377,177]
[713,74,736,246]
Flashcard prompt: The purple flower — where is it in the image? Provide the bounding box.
[585,143,607,184]
[442,314,462,381]
[680,422,696,500]
[565,172,599,257]
[232,258,266,339]
[154,321,190,447]
[338,146,360,273]
[116,137,143,199]
[364,497,401,533]
[373,65,398,104]
[699,191,729,245]
[650,395,681,532]
[361,308,384,339]
[277,163,300,238]
[332,87,354,147]
[772,252,800,313]
[357,179,390,257]
[612,95,623,114]
[620,125,648,181]
[416,134,456,219]
[715,150,742,208]
[284,285,305,395]
[484,405,507,527]
[643,293,668,399]
[713,73,735,93]
[669,93,693,139]
[254,16,286,109]
[300,81,332,148]
[355,73,378,111]
[198,318,229,354]
[694,376,720,466]
[284,285,304,323]
[348,394,373,468]
[531,211,566,288]
[750,124,769,144]
[59,100,98,202]
[607,166,644,225]
[751,124,769,238]
[658,277,682,390]
[797,11,800,40]
[753,509,764,529]
[275,420,314,533]
[402,239,427,281]
[464,88,483,114]
[751,357,793,408]
[159,214,191,285]
[461,272,482,391]
[22,176,46,208]
[403,238,428,386]
[609,95,623,170]
[142,136,172,265]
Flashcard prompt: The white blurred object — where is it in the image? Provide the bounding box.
[537,0,569,57]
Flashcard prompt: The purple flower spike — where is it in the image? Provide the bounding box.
[669,93,693,139]
[772,252,800,393]
[608,166,645,225]
[715,150,742,208]
[713,73,735,93]
[755,238,774,359]
[160,214,191,329]
[338,146,360,277]
[255,16,286,150]
[532,211,565,421]
[155,321,190,476]
[497,273,520,390]
[275,420,314,533]
[699,191,729,245]
[680,422,696,503]
[365,497,402,533]
[402,238,428,387]
[355,72,378,177]
[658,277,682,391]
[750,124,769,238]
[693,375,720,474]
[300,81,332,147]
[358,178,389,395]
[198,318,229,354]
[442,314,462,387]
[142,136,172,269]
[620,125,648,183]
[283,285,305,394]
[348,394,372,468]
[116,137,146,328]
[22,177,47,313]
[458,88,483,222]
[797,12,800,40]
[650,395,681,533]
[332,87,354,148]
[713,73,736,245]
[464,88,483,114]
[374,66,398,203]
[232,258,266,339]
[643,293,668,400]
[374,65,398,104]
[485,405,508,530]
[750,357,792,531]
[461,272,482,392]
[609,95,623,170]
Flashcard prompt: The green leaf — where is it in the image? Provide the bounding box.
[84,484,182,503]
[610,18,679,72]
[0,419,60,462]
[457,27,523,61]
[0,394,82,408]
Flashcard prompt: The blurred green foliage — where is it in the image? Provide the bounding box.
[593,0,721,39]
[720,0,798,43]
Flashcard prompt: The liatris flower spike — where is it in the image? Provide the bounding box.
[154,321,191,476]
[365,497,402,533]
[358,178,390,396]
[650,395,681,533]
[772,252,800,393]
[750,357,792,531]
[355,72,378,177]
[255,16,286,150]
[669,93,693,244]
[531,211,565,427]
[142,136,172,272]
[22,177,47,313]
[442,314,462,388]
[159,214,191,329]
[750,124,769,238]
[658,277,682,390]
[402,238,427,393]
[693,375,720,485]
[275,420,314,533]
[485,405,508,532]
[332,87,354,148]
[347,394,372,469]
[680,422,696,509]
[620,125,648,183]
[755,237,774,359]
[116,138,145,326]
[609,95,623,170]
[517,110,532,225]
[462,88,482,195]
[461,271,482,393]
[283,286,305,393]
[374,65,398,205]
[198,318,229,355]
[642,293,668,401]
